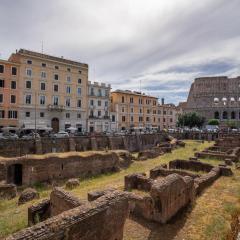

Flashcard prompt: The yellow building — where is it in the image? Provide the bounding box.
[111,90,158,130]
[9,49,88,132]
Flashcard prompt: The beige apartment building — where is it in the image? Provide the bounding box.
[111,90,158,130]
[0,60,20,128]
[87,81,111,133]
[9,49,88,132]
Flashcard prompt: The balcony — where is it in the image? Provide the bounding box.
[48,104,65,112]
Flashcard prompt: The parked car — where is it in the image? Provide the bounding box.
[54,131,69,138]
[21,132,41,140]
[0,132,19,140]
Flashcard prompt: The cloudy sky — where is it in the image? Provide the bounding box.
[1,0,240,104]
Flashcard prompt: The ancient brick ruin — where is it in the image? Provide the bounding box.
[195,135,240,162]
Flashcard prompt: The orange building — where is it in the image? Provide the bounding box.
[0,59,19,128]
[111,90,158,130]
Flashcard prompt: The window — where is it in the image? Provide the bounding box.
[0,79,5,88]
[90,99,94,106]
[139,116,143,122]
[140,108,142,114]
[40,112,44,118]
[77,87,81,95]
[131,116,134,122]
[40,96,45,105]
[163,110,167,115]
[10,95,16,104]
[112,115,115,122]
[26,68,32,76]
[66,86,71,94]
[98,100,101,106]
[55,66,59,70]
[122,107,124,112]
[122,96,124,103]
[12,67,17,75]
[122,116,126,122]
[77,113,81,119]
[53,96,59,106]
[54,74,59,80]
[42,63,46,67]
[26,80,31,89]
[25,112,30,117]
[40,82,46,91]
[77,99,81,108]
[130,97,134,103]
[131,108,133,113]
[147,109,150,114]
[41,71,47,78]
[78,79,81,84]
[67,76,71,82]
[0,110,4,118]
[170,118,173,123]
[98,89,102,96]
[90,88,94,96]
[105,101,108,107]
[8,110,17,119]
[0,94,3,103]
[54,84,58,92]
[66,113,70,118]
[0,65,4,73]
[67,68,71,72]
[25,95,31,104]
[79,70,82,74]
[98,110,101,117]
[146,117,150,122]
[65,98,71,107]
[27,60,32,64]
[11,81,16,89]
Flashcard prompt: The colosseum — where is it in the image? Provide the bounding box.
[185,76,240,123]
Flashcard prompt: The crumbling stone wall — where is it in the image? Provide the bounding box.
[7,191,129,240]
[50,187,84,216]
[169,159,213,172]
[0,183,17,200]
[0,152,120,186]
[124,173,153,191]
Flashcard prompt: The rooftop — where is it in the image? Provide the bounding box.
[111,89,158,99]
[15,49,88,68]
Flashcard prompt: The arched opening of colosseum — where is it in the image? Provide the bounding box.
[223,111,228,120]
[231,111,236,119]
[214,111,220,119]
[7,164,22,185]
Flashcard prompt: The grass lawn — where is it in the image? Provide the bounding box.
[1,140,240,240]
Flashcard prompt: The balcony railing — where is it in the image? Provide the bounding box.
[48,104,65,112]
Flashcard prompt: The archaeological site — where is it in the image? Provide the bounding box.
[0,133,240,240]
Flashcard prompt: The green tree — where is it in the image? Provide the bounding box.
[208,119,219,126]
[177,112,205,128]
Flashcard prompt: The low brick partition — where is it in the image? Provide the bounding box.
[150,166,200,179]
[28,199,50,226]
[50,187,85,216]
[0,183,17,200]
[169,159,213,172]
[7,190,129,240]
[194,167,220,194]
[124,173,153,191]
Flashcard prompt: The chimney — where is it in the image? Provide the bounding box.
[161,98,165,105]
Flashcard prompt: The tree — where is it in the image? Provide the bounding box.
[208,119,219,126]
[177,112,205,128]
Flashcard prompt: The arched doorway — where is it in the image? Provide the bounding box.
[231,111,236,119]
[222,111,228,120]
[7,164,22,185]
[214,111,220,119]
[51,118,59,133]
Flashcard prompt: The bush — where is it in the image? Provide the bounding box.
[208,119,219,126]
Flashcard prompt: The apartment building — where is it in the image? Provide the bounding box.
[9,49,88,132]
[111,90,158,130]
[0,59,19,128]
[87,81,111,132]
[156,101,179,129]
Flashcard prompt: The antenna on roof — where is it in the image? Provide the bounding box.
[41,41,44,54]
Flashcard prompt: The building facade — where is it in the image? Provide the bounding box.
[87,81,111,132]
[9,49,88,132]
[185,76,240,124]
[0,60,20,128]
[111,90,158,130]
